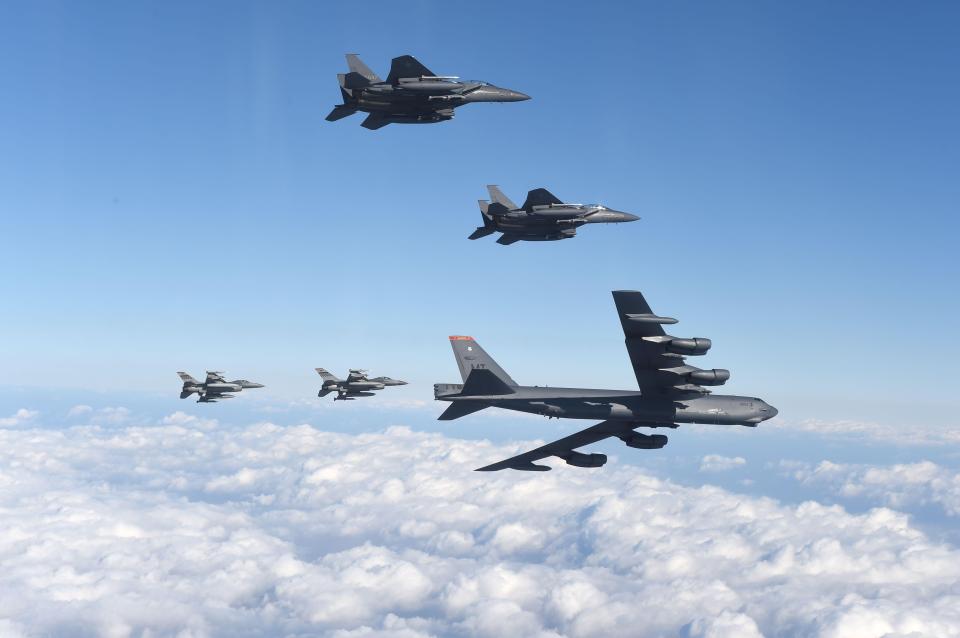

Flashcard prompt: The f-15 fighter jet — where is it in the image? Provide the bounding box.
[177,371,264,403]
[470,186,639,245]
[326,54,530,130]
[434,291,777,471]
[316,368,407,401]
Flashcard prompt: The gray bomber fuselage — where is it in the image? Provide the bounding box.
[435,383,776,426]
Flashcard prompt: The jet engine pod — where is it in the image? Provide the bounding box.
[687,368,730,386]
[563,451,607,468]
[665,338,712,355]
[621,433,669,449]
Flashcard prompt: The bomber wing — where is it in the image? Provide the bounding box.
[386,55,437,83]
[612,290,728,397]
[476,420,641,471]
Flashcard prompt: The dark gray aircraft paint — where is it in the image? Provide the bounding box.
[317,368,407,401]
[470,185,639,245]
[326,54,530,130]
[434,291,777,471]
[177,371,264,403]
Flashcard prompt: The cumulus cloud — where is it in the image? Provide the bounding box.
[67,404,93,417]
[699,455,747,472]
[0,408,38,427]
[782,459,960,517]
[0,411,959,636]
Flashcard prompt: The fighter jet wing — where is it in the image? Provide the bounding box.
[496,234,521,245]
[386,55,437,83]
[476,420,635,471]
[612,290,708,397]
[521,188,564,210]
[205,371,226,383]
[361,113,390,130]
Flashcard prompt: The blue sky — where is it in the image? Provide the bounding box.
[1,0,959,425]
[2,4,960,635]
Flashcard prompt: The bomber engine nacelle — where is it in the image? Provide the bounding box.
[665,337,712,355]
[621,433,669,449]
[687,369,730,386]
[563,452,607,468]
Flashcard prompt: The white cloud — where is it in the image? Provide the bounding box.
[67,404,93,417]
[0,408,38,427]
[0,412,959,636]
[699,455,747,472]
[783,459,960,516]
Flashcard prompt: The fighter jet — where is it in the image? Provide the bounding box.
[326,54,530,130]
[434,291,777,471]
[177,371,264,403]
[316,368,407,401]
[470,186,639,245]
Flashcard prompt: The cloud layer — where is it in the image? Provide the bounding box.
[783,459,960,517]
[1,410,959,637]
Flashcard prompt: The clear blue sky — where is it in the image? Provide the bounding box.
[1,0,958,424]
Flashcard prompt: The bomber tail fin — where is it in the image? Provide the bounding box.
[448,336,517,386]
[460,368,516,396]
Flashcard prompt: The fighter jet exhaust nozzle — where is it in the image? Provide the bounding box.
[620,433,668,449]
[562,452,607,468]
[686,369,730,386]
[665,338,712,355]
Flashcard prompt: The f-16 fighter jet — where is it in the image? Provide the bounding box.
[470,186,639,245]
[316,368,407,401]
[177,371,264,403]
[434,291,777,471]
[326,54,530,130]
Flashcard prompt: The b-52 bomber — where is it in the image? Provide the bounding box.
[316,368,407,400]
[434,291,777,471]
[470,186,639,245]
[326,54,530,130]
[177,371,264,403]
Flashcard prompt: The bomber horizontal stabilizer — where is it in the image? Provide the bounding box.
[438,402,490,421]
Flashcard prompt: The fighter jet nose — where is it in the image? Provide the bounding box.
[506,90,531,102]
[763,404,778,419]
[247,383,265,389]
[618,212,641,222]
